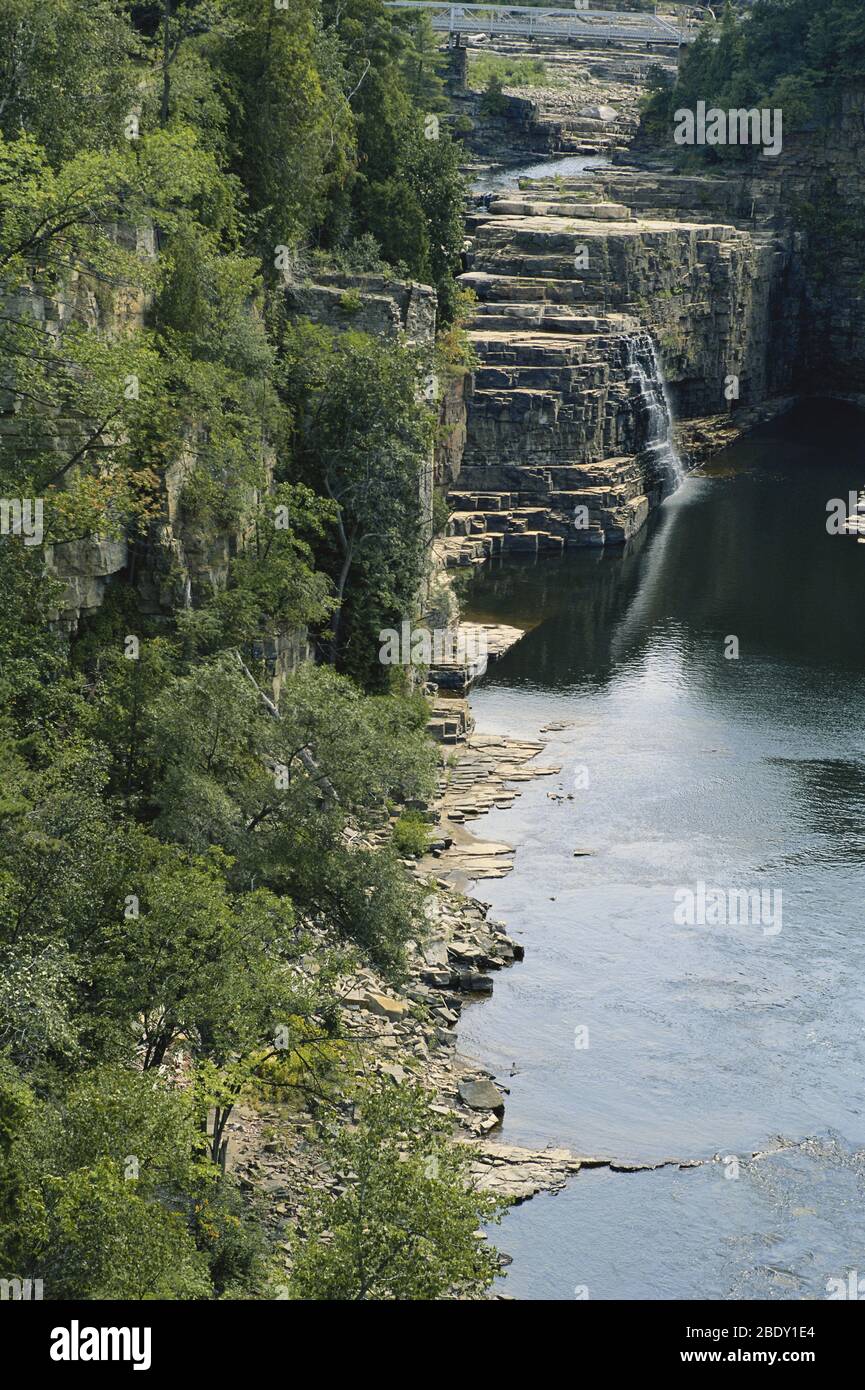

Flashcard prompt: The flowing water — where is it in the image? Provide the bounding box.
[459,401,865,1300]
[624,332,686,494]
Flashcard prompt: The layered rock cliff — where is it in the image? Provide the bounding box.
[441,165,798,563]
[14,263,439,692]
[439,36,850,565]
[758,88,865,397]
[25,51,865,630]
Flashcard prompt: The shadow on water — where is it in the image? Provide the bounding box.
[466,400,865,688]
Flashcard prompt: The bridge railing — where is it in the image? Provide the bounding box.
[382,3,685,45]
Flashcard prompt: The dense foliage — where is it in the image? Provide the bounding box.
[642,0,865,157]
[0,0,490,1301]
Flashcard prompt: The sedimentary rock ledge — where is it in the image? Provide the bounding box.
[426,731,560,882]
[468,1142,707,1203]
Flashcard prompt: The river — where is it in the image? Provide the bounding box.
[471,153,610,195]
[459,401,865,1300]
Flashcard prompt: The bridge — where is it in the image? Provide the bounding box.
[383,3,687,47]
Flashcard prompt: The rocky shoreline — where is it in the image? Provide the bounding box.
[227,617,800,1289]
[225,678,581,1260]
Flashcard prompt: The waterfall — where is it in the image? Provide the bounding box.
[622,333,685,496]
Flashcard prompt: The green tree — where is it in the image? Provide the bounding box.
[290,1082,505,1300]
[175,484,336,656]
[281,322,433,678]
[145,0,228,129]
[397,116,466,321]
[90,835,303,1071]
[0,542,67,728]
[219,0,353,258]
[138,655,433,969]
[643,0,865,155]
[2,1063,218,1299]
[400,12,448,111]
[34,1161,212,1299]
[0,1058,33,1274]
[0,0,140,161]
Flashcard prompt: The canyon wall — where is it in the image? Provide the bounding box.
[758,88,865,397]
[442,39,865,565]
[17,50,865,631]
[443,161,800,563]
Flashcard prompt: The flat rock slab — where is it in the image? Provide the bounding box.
[469,1141,583,1201]
[462,621,527,661]
[467,1140,711,1202]
[452,839,512,857]
[427,731,560,884]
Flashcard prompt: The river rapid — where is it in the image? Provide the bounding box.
[459,402,865,1300]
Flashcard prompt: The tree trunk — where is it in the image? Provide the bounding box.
[328,541,354,665]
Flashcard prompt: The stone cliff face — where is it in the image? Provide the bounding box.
[758,88,865,397]
[440,39,865,566]
[2,227,155,631]
[436,373,468,492]
[14,264,439,691]
[583,168,803,417]
[294,271,437,348]
[16,62,865,634]
[442,164,799,563]
[3,229,256,635]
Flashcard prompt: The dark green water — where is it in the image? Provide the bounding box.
[461,401,865,1300]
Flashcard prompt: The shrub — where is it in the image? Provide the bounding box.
[392,811,431,858]
[337,289,363,318]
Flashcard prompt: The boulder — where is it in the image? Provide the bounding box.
[578,103,619,122]
[458,1078,505,1116]
[378,1063,408,1085]
[344,990,409,1019]
[455,972,495,994]
[422,940,450,968]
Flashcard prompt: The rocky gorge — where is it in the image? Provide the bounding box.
[203,29,865,1286]
[436,31,865,575]
[11,5,865,1306]
[410,27,865,1286]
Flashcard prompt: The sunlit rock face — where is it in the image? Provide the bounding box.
[443,162,800,566]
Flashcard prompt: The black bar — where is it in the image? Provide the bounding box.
[5,1297,856,1376]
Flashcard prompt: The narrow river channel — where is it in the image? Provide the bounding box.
[460,402,865,1300]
